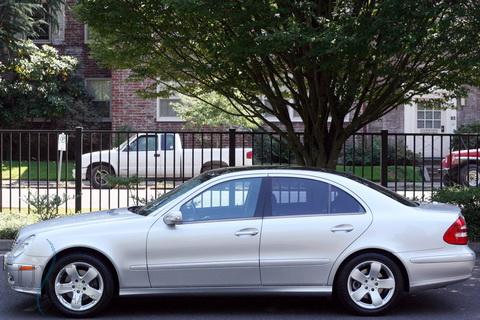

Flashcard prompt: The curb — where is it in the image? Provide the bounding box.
[0,240,13,251]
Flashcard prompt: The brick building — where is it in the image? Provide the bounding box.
[42,2,480,143]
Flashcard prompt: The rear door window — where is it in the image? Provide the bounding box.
[268,177,364,217]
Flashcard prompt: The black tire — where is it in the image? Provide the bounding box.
[460,164,480,187]
[46,253,115,318]
[334,253,404,316]
[89,164,115,189]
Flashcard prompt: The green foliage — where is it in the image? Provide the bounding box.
[0,0,64,58]
[173,93,261,129]
[451,122,480,151]
[104,175,141,188]
[77,0,480,168]
[25,192,71,221]
[340,138,420,166]
[0,41,96,128]
[0,227,18,240]
[432,187,480,241]
[252,133,294,164]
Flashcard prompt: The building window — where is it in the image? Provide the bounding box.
[156,98,182,121]
[31,3,50,42]
[85,79,111,119]
[417,104,441,129]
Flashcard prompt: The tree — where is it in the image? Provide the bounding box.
[172,92,260,129]
[0,41,96,128]
[77,0,480,168]
[0,0,64,61]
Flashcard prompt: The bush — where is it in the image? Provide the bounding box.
[431,187,480,241]
[0,212,38,239]
[252,133,296,164]
[451,122,480,151]
[25,192,71,221]
[340,137,420,166]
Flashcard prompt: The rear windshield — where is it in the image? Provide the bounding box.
[337,172,419,207]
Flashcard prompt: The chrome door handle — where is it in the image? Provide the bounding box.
[330,224,354,232]
[235,228,259,236]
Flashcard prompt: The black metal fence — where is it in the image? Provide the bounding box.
[0,128,478,213]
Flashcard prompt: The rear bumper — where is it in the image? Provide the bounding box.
[399,246,476,292]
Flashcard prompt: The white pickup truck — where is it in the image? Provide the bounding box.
[79,133,253,188]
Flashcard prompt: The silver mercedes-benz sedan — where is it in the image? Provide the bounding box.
[3,167,475,317]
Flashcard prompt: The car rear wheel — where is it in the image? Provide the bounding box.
[47,254,115,318]
[334,253,404,316]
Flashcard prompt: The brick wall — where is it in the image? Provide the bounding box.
[457,86,480,128]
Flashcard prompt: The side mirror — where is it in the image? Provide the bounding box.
[163,211,183,226]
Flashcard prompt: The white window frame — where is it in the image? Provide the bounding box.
[156,97,183,122]
[31,2,51,43]
[85,78,112,120]
[416,102,442,130]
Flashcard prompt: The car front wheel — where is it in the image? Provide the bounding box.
[46,253,115,318]
[334,253,404,316]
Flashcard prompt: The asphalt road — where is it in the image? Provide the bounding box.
[1,255,479,320]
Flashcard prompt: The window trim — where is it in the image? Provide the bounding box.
[31,3,51,43]
[156,98,183,122]
[84,77,112,120]
[262,176,367,218]
[176,177,268,224]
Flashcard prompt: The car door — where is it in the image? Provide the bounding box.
[119,134,158,178]
[260,174,372,286]
[147,176,266,287]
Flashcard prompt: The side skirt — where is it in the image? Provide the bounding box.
[120,286,333,296]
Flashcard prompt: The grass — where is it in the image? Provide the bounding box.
[1,161,423,183]
[336,165,423,182]
[1,161,75,181]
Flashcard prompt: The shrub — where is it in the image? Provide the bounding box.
[431,187,480,241]
[252,133,296,164]
[451,122,480,151]
[340,137,420,166]
[25,192,71,221]
[0,211,38,240]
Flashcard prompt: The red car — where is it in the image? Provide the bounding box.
[441,149,480,187]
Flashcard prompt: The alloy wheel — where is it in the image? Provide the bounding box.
[54,262,104,312]
[347,260,396,310]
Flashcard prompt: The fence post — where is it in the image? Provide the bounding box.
[380,129,388,187]
[75,127,83,213]
[228,128,236,167]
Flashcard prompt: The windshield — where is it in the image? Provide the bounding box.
[135,173,212,216]
[340,172,419,207]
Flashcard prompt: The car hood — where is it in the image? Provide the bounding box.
[17,208,138,239]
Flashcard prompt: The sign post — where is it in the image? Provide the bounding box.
[57,133,67,184]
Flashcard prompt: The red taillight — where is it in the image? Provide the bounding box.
[443,216,468,245]
[246,151,253,159]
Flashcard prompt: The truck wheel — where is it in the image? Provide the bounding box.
[89,164,115,189]
[46,253,115,318]
[460,164,480,187]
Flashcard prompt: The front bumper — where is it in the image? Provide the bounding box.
[3,252,44,295]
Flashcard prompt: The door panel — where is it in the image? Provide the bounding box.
[260,176,372,286]
[147,177,265,287]
[147,219,262,287]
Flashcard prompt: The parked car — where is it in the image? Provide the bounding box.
[77,133,253,188]
[4,167,475,317]
[441,149,480,187]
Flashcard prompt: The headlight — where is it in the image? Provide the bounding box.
[11,235,36,258]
